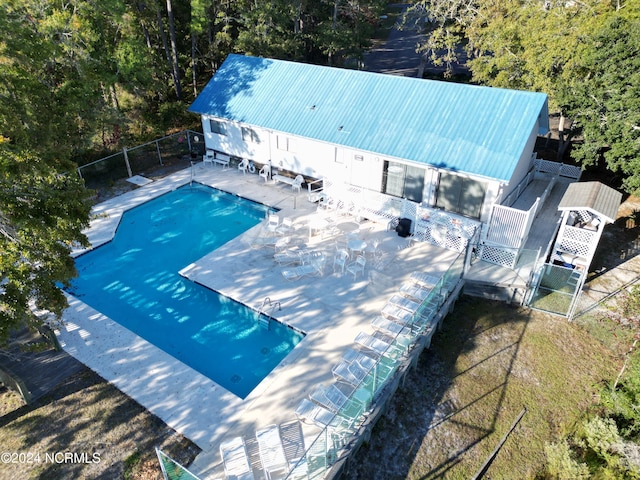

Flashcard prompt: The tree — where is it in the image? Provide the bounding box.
[557,14,640,193]
[402,0,640,193]
[0,140,92,345]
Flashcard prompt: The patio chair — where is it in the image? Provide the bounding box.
[295,398,345,430]
[267,214,280,233]
[333,249,349,274]
[278,420,308,477]
[251,235,279,249]
[371,315,411,338]
[346,255,366,280]
[259,164,272,182]
[238,158,250,174]
[381,303,414,325]
[292,174,304,193]
[256,425,289,480]
[220,436,255,480]
[274,236,291,252]
[274,249,301,266]
[310,384,367,424]
[409,272,441,290]
[354,331,404,359]
[389,294,420,313]
[332,358,372,386]
[276,217,294,236]
[399,282,433,303]
[281,257,324,281]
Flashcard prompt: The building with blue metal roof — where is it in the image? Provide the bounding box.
[189,54,549,222]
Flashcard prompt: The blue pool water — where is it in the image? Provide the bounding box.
[68,183,304,398]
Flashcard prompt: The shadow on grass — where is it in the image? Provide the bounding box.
[345,296,531,480]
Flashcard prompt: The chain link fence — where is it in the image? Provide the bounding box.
[77,130,204,194]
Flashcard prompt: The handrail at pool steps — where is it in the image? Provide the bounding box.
[256,297,282,329]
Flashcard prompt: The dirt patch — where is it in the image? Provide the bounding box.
[0,369,200,480]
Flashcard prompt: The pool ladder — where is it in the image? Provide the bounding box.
[258,297,281,329]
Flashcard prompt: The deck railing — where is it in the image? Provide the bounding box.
[286,250,467,480]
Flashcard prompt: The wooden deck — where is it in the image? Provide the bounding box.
[465,177,574,292]
[0,327,86,403]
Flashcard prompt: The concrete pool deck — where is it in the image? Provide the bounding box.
[56,162,460,479]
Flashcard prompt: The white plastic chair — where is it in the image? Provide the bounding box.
[259,164,271,182]
[238,158,249,174]
[267,214,280,233]
[276,217,294,236]
[346,255,366,280]
[333,249,349,274]
[292,175,304,193]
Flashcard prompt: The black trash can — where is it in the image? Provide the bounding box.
[396,218,412,237]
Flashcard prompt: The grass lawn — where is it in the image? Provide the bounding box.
[347,296,620,479]
[0,369,199,480]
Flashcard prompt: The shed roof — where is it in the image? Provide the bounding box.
[189,54,549,182]
[558,181,622,223]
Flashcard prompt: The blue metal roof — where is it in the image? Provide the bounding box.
[189,54,549,182]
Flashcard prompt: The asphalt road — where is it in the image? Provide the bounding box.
[363,4,424,77]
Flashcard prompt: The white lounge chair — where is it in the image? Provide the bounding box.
[295,398,340,430]
[282,257,324,281]
[410,272,441,290]
[332,359,372,386]
[371,315,411,337]
[388,294,420,313]
[354,331,390,356]
[381,303,414,325]
[256,425,289,480]
[399,282,433,303]
[274,249,304,266]
[220,436,255,480]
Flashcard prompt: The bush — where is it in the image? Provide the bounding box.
[545,440,590,479]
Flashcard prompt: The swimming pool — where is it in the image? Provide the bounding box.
[68,183,304,399]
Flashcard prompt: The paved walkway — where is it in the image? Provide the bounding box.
[363,4,423,77]
[56,163,460,480]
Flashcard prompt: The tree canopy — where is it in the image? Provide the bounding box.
[0,0,385,343]
[403,0,640,193]
[0,140,91,344]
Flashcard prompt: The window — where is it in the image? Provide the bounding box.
[241,126,260,143]
[209,119,226,135]
[435,172,487,219]
[381,161,425,203]
[276,135,295,152]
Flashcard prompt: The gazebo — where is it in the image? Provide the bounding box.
[551,181,622,271]
[529,181,622,318]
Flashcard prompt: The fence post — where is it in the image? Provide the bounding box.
[155,140,163,166]
[77,166,83,179]
[123,147,133,178]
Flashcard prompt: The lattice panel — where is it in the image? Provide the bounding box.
[480,244,517,268]
[413,222,470,253]
[557,240,590,257]
[563,225,596,244]
[402,199,418,222]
